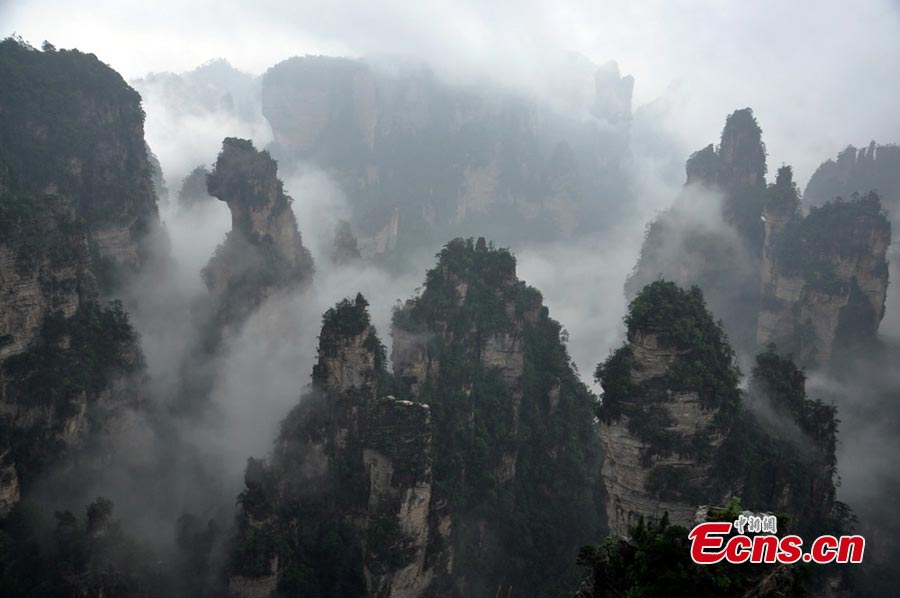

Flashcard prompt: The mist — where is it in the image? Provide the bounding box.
[5,1,900,185]
[3,2,900,595]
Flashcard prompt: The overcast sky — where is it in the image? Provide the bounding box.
[3,0,900,184]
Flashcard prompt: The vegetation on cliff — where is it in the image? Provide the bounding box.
[804,142,900,217]
[230,296,389,596]
[0,497,176,597]
[598,280,741,422]
[393,237,601,596]
[717,346,843,534]
[597,281,842,536]
[576,502,807,598]
[776,191,888,290]
[1,300,142,482]
[0,37,158,239]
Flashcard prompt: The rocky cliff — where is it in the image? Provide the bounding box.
[391,237,601,596]
[758,173,890,367]
[229,294,435,597]
[0,39,150,515]
[0,192,145,514]
[596,282,741,536]
[331,219,363,266]
[203,137,313,327]
[261,56,634,259]
[596,281,841,540]
[0,38,160,279]
[628,109,891,366]
[230,239,600,597]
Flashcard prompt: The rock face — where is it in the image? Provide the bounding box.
[261,56,634,258]
[596,281,840,541]
[391,237,600,597]
[0,39,150,514]
[758,171,890,367]
[596,283,740,536]
[231,239,600,597]
[229,294,435,598]
[0,38,160,274]
[628,109,891,366]
[202,138,313,326]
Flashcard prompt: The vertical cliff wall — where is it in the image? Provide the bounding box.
[595,282,741,536]
[758,185,890,367]
[202,137,313,328]
[391,237,601,597]
[597,281,840,540]
[0,38,160,275]
[0,39,151,515]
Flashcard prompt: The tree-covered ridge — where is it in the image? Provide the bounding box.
[804,141,900,216]
[776,191,889,283]
[393,237,600,596]
[393,237,524,337]
[0,37,157,230]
